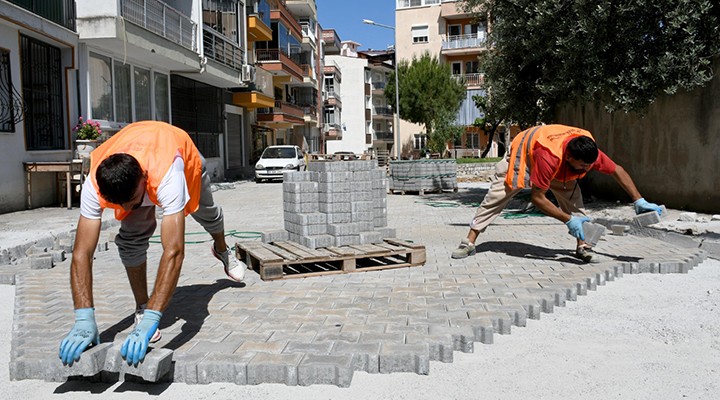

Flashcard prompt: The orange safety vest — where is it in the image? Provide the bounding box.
[89,121,203,221]
[505,124,594,189]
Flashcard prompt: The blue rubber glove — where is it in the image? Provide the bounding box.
[634,198,663,216]
[121,309,161,366]
[58,308,99,366]
[565,216,591,241]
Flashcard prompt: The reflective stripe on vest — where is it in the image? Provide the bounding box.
[505,125,594,190]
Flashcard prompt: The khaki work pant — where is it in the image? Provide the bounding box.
[469,157,584,232]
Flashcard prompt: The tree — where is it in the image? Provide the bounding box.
[386,52,465,152]
[460,0,720,125]
[472,93,507,158]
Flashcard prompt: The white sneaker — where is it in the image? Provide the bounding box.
[212,244,247,282]
[134,306,162,343]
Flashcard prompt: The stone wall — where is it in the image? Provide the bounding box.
[555,57,720,213]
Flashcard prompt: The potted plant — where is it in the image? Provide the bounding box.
[73,117,102,159]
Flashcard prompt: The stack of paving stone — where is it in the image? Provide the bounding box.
[263,160,395,249]
[389,159,457,193]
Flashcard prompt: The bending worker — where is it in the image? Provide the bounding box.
[452,124,663,262]
[59,121,247,367]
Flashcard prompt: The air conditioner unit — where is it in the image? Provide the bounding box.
[241,65,256,82]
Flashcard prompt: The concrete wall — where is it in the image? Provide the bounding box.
[555,57,720,213]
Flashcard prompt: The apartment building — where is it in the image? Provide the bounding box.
[323,36,396,164]
[0,0,330,213]
[396,0,496,158]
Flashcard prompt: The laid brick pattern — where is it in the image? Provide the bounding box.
[8,181,705,387]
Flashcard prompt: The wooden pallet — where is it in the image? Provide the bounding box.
[389,187,458,196]
[235,238,426,281]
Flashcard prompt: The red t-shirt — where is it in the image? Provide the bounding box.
[531,142,617,190]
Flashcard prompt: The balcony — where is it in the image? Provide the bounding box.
[324,91,341,108]
[8,0,76,31]
[286,0,317,17]
[203,26,244,70]
[303,105,318,124]
[372,81,386,93]
[256,49,304,83]
[247,15,272,42]
[270,6,303,40]
[233,90,275,109]
[257,100,305,127]
[300,22,317,45]
[322,29,341,54]
[441,33,486,54]
[120,0,196,51]
[373,106,393,119]
[300,64,317,86]
[452,73,484,88]
[324,122,342,140]
[374,131,394,141]
[439,0,473,19]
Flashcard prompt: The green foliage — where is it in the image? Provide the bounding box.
[386,52,465,145]
[460,0,720,125]
[456,157,502,164]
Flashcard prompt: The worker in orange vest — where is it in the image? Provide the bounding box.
[59,121,246,367]
[452,124,662,262]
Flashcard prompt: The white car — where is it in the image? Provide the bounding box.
[254,145,306,182]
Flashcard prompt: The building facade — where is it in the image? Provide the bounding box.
[396,0,497,158]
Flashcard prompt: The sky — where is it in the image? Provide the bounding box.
[316,0,396,51]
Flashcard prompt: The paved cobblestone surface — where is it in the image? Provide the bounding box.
[7,181,705,386]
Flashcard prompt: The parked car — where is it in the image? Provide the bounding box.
[255,145,306,182]
[333,151,358,161]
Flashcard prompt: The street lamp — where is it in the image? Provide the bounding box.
[363,18,401,160]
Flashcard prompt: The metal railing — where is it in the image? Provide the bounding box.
[375,131,394,141]
[121,0,196,51]
[442,33,486,51]
[203,26,244,70]
[373,107,393,116]
[9,0,76,31]
[452,73,484,87]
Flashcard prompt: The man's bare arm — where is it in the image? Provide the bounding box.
[610,165,642,202]
[146,211,185,312]
[70,216,102,309]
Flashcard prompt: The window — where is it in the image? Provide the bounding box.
[448,24,461,38]
[451,62,461,75]
[411,26,429,44]
[465,61,479,74]
[0,49,14,132]
[21,35,63,150]
[468,133,479,149]
[414,133,427,150]
[89,52,168,124]
[134,67,151,120]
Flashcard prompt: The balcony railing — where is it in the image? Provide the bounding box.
[372,81,386,90]
[442,33,486,51]
[121,0,197,51]
[452,73,484,87]
[258,100,304,119]
[203,26,244,70]
[375,131,394,141]
[9,0,76,31]
[374,107,393,116]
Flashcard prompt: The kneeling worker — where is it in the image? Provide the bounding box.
[59,121,246,367]
[452,124,663,262]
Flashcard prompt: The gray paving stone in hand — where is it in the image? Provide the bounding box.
[104,343,173,382]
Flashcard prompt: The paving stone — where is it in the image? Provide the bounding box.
[297,354,354,387]
[29,254,54,270]
[196,352,254,384]
[104,344,174,382]
[246,352,303,386]
[171,352,208,384]
[379,343,430,374]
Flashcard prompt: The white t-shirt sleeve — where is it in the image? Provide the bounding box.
[156,156,190,216]
[80,178,103,219]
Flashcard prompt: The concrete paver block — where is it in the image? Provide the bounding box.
[297,354,354,387]
[56,342,113,379]
[29,254,54,269]
[171,352,208,384]
[633,210,661,227]
[379,343,430,375]
[582,222,606,247]
[246,352,303,385]
[196,352,255,384]
[610,224,630,235]
[104,344,174,382]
